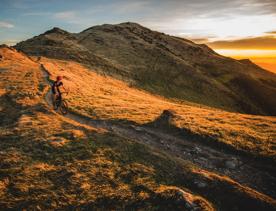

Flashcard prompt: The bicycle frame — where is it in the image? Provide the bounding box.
[54,92,68,111]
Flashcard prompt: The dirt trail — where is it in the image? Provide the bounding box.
[41,65,276,199]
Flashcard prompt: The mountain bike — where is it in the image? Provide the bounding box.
[54,92,69,115]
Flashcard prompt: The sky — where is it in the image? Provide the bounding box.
[0,0,276,72]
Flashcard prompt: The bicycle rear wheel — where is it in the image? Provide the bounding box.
[60,100,68,115]
[53,100,59,110]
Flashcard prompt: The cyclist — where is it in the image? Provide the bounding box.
[51,75,67,109]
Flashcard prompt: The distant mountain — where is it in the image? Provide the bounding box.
[15,22,276,115]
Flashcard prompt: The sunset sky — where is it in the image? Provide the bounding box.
[1,0,276,72]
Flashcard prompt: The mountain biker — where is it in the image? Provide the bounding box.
[51,75,67,109]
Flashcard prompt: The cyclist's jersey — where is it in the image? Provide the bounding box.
[51,81,63,94]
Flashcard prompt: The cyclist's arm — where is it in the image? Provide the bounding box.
[61,84,68,93]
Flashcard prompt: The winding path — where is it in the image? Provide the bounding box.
[40,64,276,199]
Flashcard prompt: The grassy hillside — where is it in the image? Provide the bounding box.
[1,46,276,210]
[15,23,276,115]
[39,57,276,163]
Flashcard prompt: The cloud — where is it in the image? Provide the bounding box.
[207,35,276,50]
[54,11,76,20]
[0,21,14,28]
[253,0,276,14]
[0,39,19,46]
[189,38,212,43]
[266,30,276,35]
[119,0,276,40]
[114,1,150,13]
[177,33,217,43]
[139,0,276,22]
[23,12,51,16]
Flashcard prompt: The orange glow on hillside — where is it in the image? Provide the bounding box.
[214,49,276,73]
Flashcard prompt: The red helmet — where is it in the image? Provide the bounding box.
[56,76,63,81]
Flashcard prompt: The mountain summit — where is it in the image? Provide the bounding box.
[15,22,276,115]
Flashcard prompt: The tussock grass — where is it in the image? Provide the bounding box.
[0,47,275,210]
[40,57,276,161]
[0,47,47,107]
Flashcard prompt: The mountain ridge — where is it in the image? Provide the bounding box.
[15,22,276,115]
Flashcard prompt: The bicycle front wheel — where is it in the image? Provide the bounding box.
[60,100,68,115]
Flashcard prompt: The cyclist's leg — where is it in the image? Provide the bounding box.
[56,93,62,107]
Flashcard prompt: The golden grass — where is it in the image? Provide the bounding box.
[40,57,276,160]
[0,47,214,210]
[0,98,214,210]
[0,47,48,108]
[0,47,275,210]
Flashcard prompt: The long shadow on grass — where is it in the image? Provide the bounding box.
[69,108,275,172]
[144,110,276,173]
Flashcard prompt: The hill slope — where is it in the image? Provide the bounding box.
[15,22,276,115]
[1,46,276,210]
[38,56,276,163]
